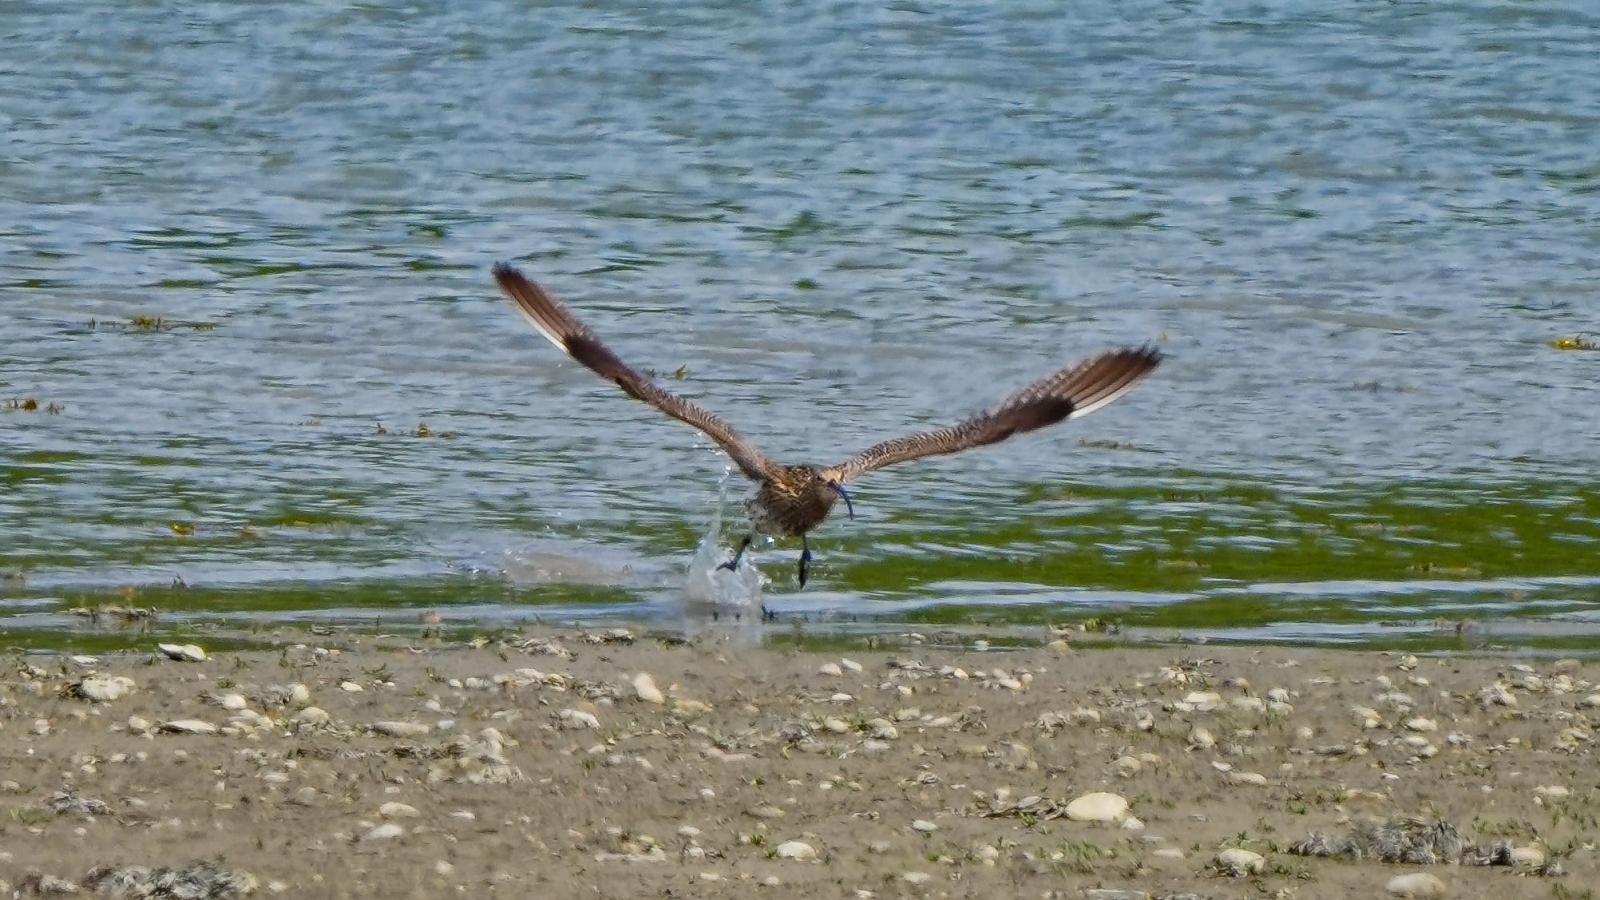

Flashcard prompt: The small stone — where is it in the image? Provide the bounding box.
[558,709,600,730]
[1214,848,1264,876]
[1509,846,1544,867]
[294,707,330,726]
[1230,771,1268,786]
[1183,691,1223,711]
[216,692,249,711]
[160,719,218,735]
[158,643,207,662]
[1385,872,1446,898]
[1152,847,1185,860]
[360,822,404,842]
[76,675,137,702]
[1534,785,1570,803]
[818,662,843,677]
[632,673,665,704]
[910,819,937,834]
[370,721,431,737]
[379,802,420,819]
[902,872,931,885]
[340,681,364,692]
[839,658,863,672]
[1187,726,1215,749]
[1065,792,1128,822]
[775,840,817,861]
[1405,717,1438,732]
[1084,891,1149,900]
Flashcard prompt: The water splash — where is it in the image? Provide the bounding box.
[681,469,765,620]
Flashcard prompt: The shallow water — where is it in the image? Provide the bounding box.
[3,0,1599,648]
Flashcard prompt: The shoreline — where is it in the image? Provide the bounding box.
[3,625,1595,898]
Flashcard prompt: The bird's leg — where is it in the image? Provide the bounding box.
[797,535,812,587]
[718,533,754,572]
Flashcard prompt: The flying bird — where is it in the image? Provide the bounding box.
[494,263,1160,587]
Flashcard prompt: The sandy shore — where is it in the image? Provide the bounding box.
[2,625,1595,899]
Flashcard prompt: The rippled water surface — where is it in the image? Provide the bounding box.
[4,0,1599,648]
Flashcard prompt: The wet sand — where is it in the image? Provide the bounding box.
[3,625,1596,898]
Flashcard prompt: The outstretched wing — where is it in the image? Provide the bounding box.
[826,344,1161,483]
[494,263,776,482]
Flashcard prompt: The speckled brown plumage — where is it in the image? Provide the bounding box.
[494,263,1161,587]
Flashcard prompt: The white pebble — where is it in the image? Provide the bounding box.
[910,819,937,834]
[360,822,404,842]
[160,719,218,735]
[632,673,665,704]
[1065,792,1128,823]
[370,721,431,737]
[77,675,137,703]
[158,643,207,662]
[1510,846,1544,867]
[378,802,420,819]
[1214,848,1263,876]
[818,662,843,677]
[558,709,600,730]
[1405,717,1438,732]
[774,840,817,861]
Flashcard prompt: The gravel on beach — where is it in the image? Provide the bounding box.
[2,626,1595,898]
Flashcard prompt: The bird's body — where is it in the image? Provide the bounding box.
[493,263,1161,586]
[745,464,840,538]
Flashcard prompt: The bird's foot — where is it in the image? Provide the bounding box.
[796,545,812,587]
[718,534,754,573]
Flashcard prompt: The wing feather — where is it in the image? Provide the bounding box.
[493,263,776,482]
[828,344,1161,482]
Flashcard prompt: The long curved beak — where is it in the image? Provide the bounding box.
[831,483,855,519]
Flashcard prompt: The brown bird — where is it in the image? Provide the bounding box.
[494,263,1161,587]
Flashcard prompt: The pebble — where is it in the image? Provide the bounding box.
[1405,717,1438,732]
[1065,792,1128,822]
[910,819,937,834]
[1214,848,1263,876]
[774,840,817,861]
[819,662,844,677]
[1510,846,1544,867]
[632,673,665,704]
[359,823,404,842]
[371,721,431,737]
[158,643,207,662]
[558,709,600,730]
[294,707,331,727]
[76,675,137,702]
[378,802,420,819]
[902,872,931,885]
[1385,872,1446,897]
[160,719,218,735]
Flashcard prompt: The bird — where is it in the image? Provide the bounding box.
[493,263,1161,587]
